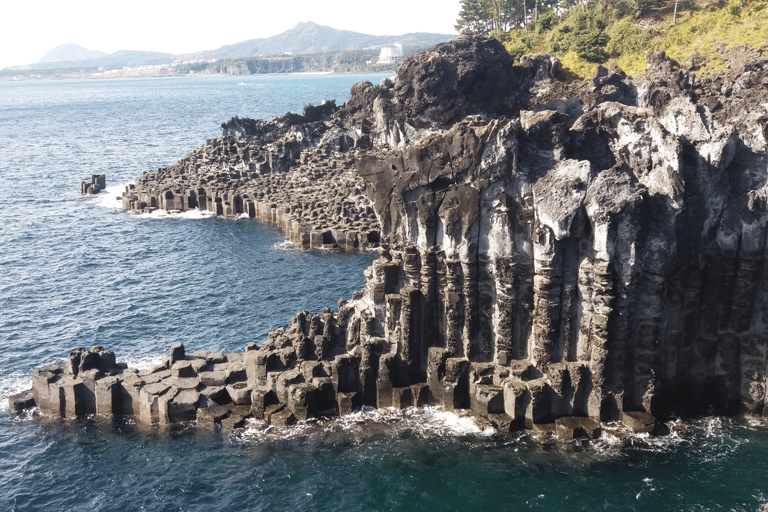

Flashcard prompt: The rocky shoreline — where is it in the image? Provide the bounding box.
[119,100,381,251]
[11,36,768,437]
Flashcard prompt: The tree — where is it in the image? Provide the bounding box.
[456,0,495,34]
[673,0,679,25]
[456,0,524,35]
[573,25,609,61]
[456,0,576,37]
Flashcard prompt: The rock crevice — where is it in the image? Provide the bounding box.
[16,36,768,433]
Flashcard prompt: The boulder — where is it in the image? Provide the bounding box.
[555,417,602,441]
[8,390,36,415]
[620,411,656,434]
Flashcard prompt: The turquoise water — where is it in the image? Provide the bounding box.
[1,75,767,511]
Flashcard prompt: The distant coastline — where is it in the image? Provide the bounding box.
[0,66,396,82]
[0,57,398,82]
[2,21,453,82]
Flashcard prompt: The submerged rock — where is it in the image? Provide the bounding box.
[19,36,768,434]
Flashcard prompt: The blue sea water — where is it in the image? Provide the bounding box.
[0,74,767,511]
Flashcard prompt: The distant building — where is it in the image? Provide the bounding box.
[378,43,403,65]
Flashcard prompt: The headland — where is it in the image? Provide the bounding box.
[12,35,768,438]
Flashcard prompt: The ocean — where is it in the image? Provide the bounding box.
[0,74,766,511]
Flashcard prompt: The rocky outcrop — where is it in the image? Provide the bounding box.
[17,345,260,429]
[19,36,768,434]
[120,102,379,251]
[80,174,105,194]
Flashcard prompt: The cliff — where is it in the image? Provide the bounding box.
[15,36,768,435]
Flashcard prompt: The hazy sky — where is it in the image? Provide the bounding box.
[0,0,460,69]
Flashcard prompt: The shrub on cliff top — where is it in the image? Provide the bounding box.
[498,0,768,79]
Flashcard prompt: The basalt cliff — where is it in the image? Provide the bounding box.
[14,36,768,436]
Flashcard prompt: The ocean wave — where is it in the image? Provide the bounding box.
[229,407,760,458]
[272,239,297,251]
[232,405,498,445]
[117,353,163,371]
[0,370,32,413]
[132,208,215,220]
[592,421,687,457]
[91,183,127,209]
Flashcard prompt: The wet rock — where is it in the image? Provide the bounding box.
[620,411,656,434]
[167,389,200,422]
[196,403,230,427]
[8,390,36,415]
[555,417,602,441]
[266,404,297,426]
[337,391,361,415]
[220,404,252,430]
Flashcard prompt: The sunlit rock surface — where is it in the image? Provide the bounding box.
[17,36,768,433]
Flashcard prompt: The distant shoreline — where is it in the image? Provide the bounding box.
[0,68,397,82]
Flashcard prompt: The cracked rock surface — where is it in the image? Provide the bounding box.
[17,36,768,432]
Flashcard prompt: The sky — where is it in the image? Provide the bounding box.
[0,0,461,69]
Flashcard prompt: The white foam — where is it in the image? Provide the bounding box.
[591,420,687,458]
[0,370,33,413]
[744,417,768,429]
[272,239,296,251]
[133,208,215,220]
[412,406,493,437]
[231,405,496,445]
[88,183,218,220]
[118,353,163,370]
[92,183,128,209]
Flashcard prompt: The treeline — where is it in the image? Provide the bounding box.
[456,0,768,78]
[456,0,699,36]
[180,49,395,75]
[456,0,568,34]
[0,47,413,80]
[176,43,439,75]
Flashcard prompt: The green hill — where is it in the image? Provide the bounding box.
[480,0,768,78]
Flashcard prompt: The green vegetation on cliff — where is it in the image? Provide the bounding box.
[456,0,768,78]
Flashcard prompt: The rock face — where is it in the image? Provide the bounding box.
[80,174,105,194]
[23,344,260,428]
[120,100,379,251]
[19,36,768,431]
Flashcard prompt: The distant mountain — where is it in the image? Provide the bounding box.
[27,49,175,71]
[180,21,455,60]
[93,50,175,67]
[21,22,454,72]
[39,44,106,63]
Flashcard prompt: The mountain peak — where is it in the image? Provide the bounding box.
[39,44,107,63]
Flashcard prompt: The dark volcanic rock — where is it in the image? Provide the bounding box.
[392,36,529,126]
[23,36,768,432]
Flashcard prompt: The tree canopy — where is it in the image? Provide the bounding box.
[455,0,768,79]
[455,0,599,36]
